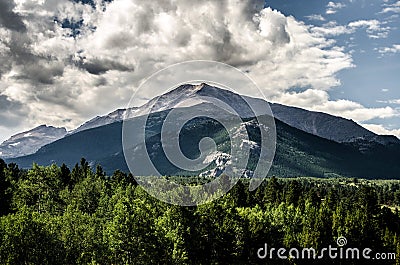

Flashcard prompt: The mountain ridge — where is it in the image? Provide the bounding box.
[1,83,399,159]
[8,107,400,179]
[0,125,67,159]
[71,83,400,143]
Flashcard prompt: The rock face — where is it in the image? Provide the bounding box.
[0,125,67,159]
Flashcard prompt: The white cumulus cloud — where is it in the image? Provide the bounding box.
[381,1,400,13]
[305,14,326,21]
[326,1,346,14]
[348,19,391,39]
[311,19,391,39]
[377,44,400,54]
[378,99,400,104]
[362,124,400,138]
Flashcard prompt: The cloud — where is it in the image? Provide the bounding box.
[0,94,28,127]
[305,14,326,22]
[76,57,134,75]
[377,44,400,54]
[311,21,352,36]
[274,90,400,122]
[381,1,400,13]
[313,100,398,121]
[326,1,346,14]
[0,0,26,32]
[378,99,400,104]
[311,20,391,39]
[361,124,400,138]
[0,0,396,143]
[348,20,391,39]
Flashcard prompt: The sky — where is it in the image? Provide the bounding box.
[0,0,399,142]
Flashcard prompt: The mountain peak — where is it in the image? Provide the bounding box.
[68,83,400,146]
[164,82,211,95]
[31,124,67,132]
[4,82,400,170]
[193,82,207,91]
[0,125,67,159]
[167,82,221,95]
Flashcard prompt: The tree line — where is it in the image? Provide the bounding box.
[0,158,400,264]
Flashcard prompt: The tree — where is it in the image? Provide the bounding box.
[264,176,281,204]
[13,164,63,214]
[155,205,190,264]
[0,159,11,216]
[104,186,161,264]
[61,205,104,264]
[229,179,248,207]
[0,207,64,264]
[286,180,302,206]
[60,163,71,188]
[67,171,108,215]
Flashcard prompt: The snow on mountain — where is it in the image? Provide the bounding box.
[0,125,67,159]
[69,84,212,135]
[68,83,259,135]
[70,108,131,135]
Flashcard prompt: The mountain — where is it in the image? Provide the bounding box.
[0,125,67,159]
[70,108,129,135]
[3,83,399,167]
[68,83,244,134]
[68,83,400,146]
[8,101,400,179]
[270,103,399,145]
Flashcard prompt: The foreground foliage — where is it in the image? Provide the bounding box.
[0,158,400,264]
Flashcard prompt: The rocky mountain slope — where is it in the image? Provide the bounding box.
[0,125,67,159]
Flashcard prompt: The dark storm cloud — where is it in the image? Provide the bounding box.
[7,33,33,64]
[0,0,26,32]
[0,0,70,84]
[243,0,266,19]
[16,61,65,84]
[1,30,65,84]
[0,2,38,80]
[79,58,134,75]
[0,95,27,127]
